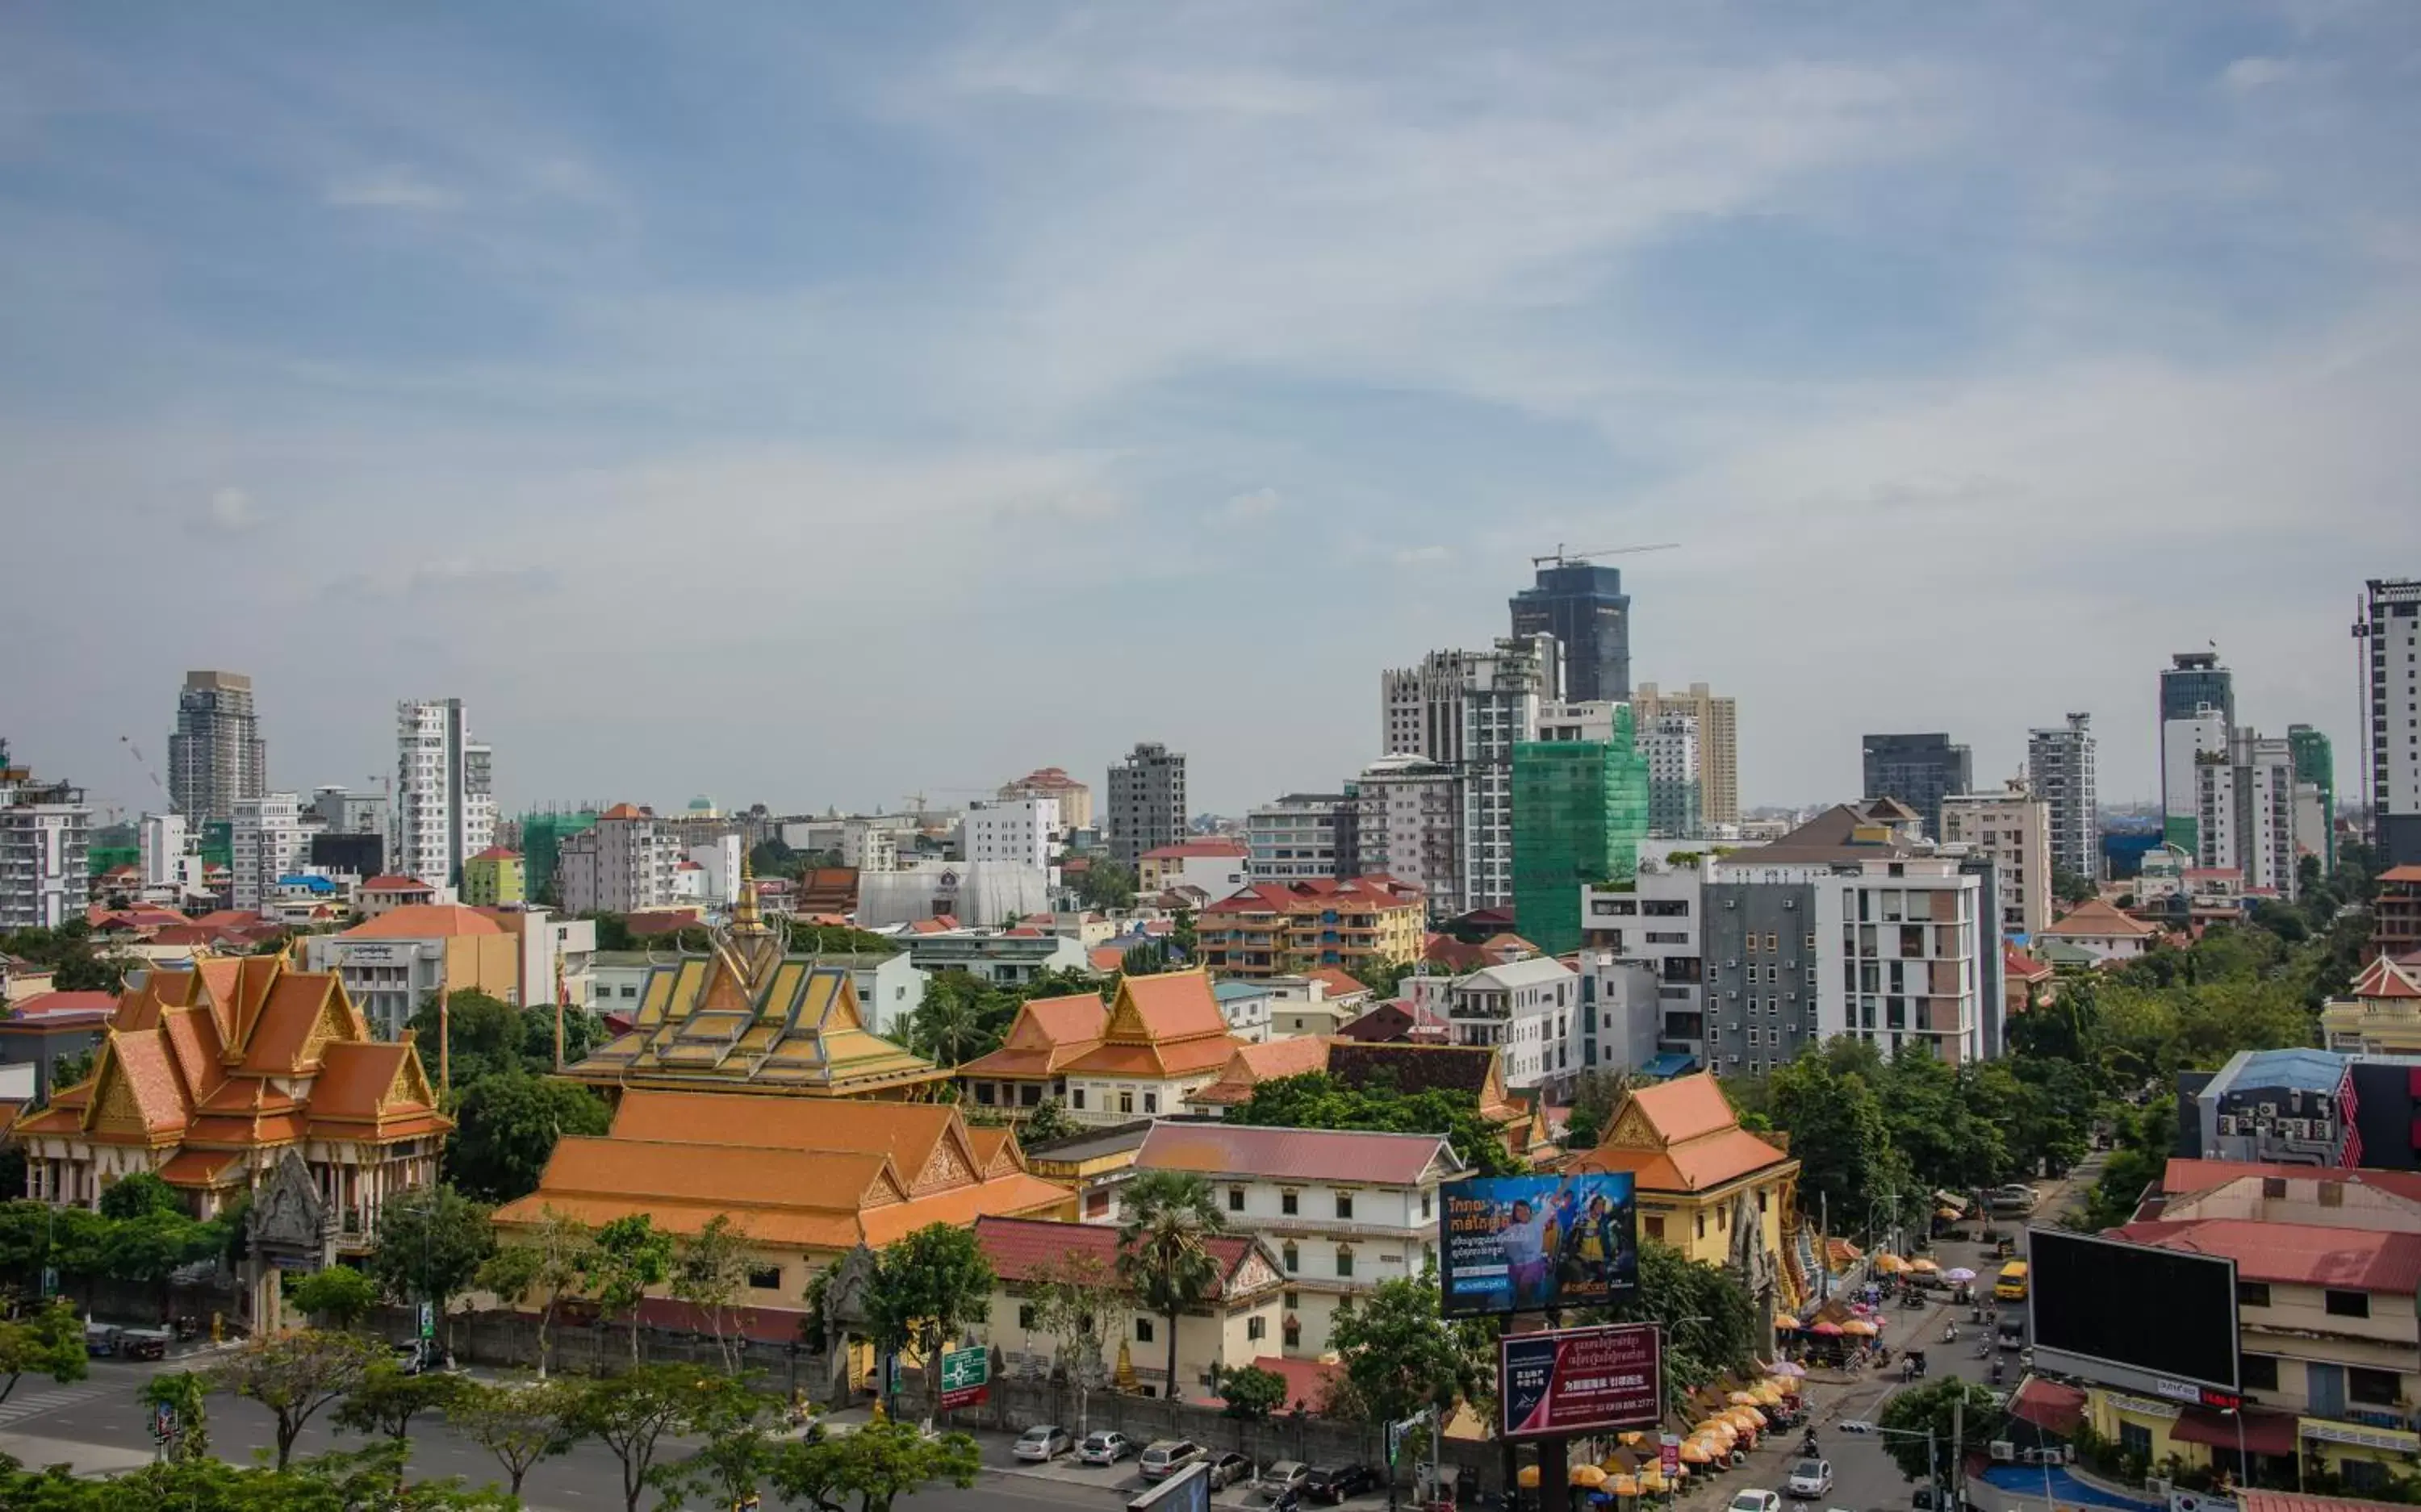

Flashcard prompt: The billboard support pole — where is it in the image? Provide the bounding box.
[1540,1437,1570,1512]
[1951,1396,1964,1512]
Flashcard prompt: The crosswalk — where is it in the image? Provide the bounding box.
[0,1379,120,1431]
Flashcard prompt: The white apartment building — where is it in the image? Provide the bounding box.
[1704,802,1998,1073]
[1246,793,1356,882]
[2026,712,2099,882]
[2197,729,2300,900]
[555,804,683,914]
[1639,712,1703,838]
[0,767,91,932]
[139,812,189,890]
[1941,781,2052,939]
[1380,636,1558,912]
[1537,699,1618,742]
[1102,1122,1467,1357]
[1633,682,1739,829]
[394,699,495,888]
[230,791,306,914]
[686,834,743,905]
[964,797,1060,871]
[1407,955,1579,1093]
[1579,856,1708,1066]
[1352,755,1463,917]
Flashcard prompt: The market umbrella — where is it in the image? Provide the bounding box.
[1873,1253,1905,1273]
[1937,1205,1963,1220]
[1612,1474,1641,1498]
[1774,1313,1802,1330]
[1739,1405,1771,1426]
[1909,1258,1940,1273]
[1769,1360,1807,1378]
[1619,1432,1646,1447]
[1754,1385,1785,1406]
[1945,1268,1978,1282]
[1808,1320,1845,1336]
[1733,1407,1767,1430]
[1574,1465,1610,1488]
[1728,1391,1762,1405]
[1840,1319,1879,1337]
[1520,1466,1542,1488]
[1679,1441,1714,1465]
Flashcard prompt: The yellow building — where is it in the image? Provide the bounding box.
[1566,1074,1802,1312]
[2321,954,2421,1056]
[1194,877,1426,979]
[461,846,525,907]
[562,879,948,1102]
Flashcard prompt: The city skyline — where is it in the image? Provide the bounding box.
[2,4,2414,817]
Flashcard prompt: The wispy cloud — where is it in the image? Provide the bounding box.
[1216,487,1284,523]
[194,487,266,535]
[324,165,463,211]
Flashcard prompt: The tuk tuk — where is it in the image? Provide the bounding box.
[119,1326,174,1361]
[83,1322,121,1357]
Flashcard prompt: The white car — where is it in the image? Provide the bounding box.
[1732,1491,1784,1512]
[1788,1459,1834,1498]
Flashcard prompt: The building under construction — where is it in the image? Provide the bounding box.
[1511,708,1649,956]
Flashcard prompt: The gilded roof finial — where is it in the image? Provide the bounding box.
[730,850,767,936]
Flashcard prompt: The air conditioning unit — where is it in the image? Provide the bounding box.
[1989,1442,2015,1463]
[1783,899,1797,909]
[2218,1115,2236,1136]
[2146,1477,2172,1498]
[1726,959,1739,968]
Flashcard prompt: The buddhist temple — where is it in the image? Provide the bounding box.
[1187,1037,1558,1165]
[10,952,449,1243]
[954,968,1248,1126]
[562,864,947,1101]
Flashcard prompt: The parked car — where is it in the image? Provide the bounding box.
[1014,1425,1073,1462]
[1139,1441,1205,1482]
[1986,1184,2038,1213]
[1258,1461,1311,1501]
[1728,1491,1782,1512]
[1078,1431,1135,1466]
[117,1327,173,1361]
[1787,1459,1834,1498]
[1305,1464,1378,1505]
[1209,1453,1253,1489]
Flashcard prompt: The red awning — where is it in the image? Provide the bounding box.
[2008,1377,2087,1437]
[2171,1409,2298,1459]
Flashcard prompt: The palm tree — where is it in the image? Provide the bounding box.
[909,987,985,1067]
[1116,1170,1226,1402]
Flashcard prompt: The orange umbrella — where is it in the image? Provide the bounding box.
[1841,1318,1880,1337]
[1679,1440,1714,1464]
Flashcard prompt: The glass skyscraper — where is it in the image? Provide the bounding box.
[1510,564,1632,703]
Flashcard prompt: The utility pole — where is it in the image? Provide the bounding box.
[1951,1394,1966,1512]
[1819,1191,1830,1301]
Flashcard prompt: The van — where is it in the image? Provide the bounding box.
[1994,1260,2029,1302]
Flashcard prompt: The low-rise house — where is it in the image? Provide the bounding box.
[903,929,1091,986]
[975,1214,1286,1403]
[356,875,439,919]
[2003,944,2055,1019]
[2,953,57,1005]
[2323,955,2421,1057]
[1135,840,1252,902]
[1095,1122,1466,1356]
[303,904,527,1039]
[1336,999,1452,1044]
[2036,898,2162,964]
[1213,980,1274,1043]
[1263,971,1371,1038]
[0,991,115,1101]
[1195,878,1426,980]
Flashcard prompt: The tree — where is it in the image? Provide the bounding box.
[1115,1170,1224,1402]
[1766,1051,1909,1226]
[290,1264,379,1330]
[1073,859,1137,910]
[447,1376,584,1497]
[445,1071,611,1201]
[335,1362,470,1444]
[906,988,989,1069]
[1229,1070,1524,1176]
[765,1418,981,1512]
[655,1380,776,1512]
[0,1301,85,1406]
[366,1185,496,1356]
[1350,958,1420,999]
[671,1214,755,1374]
[101,1207,220,1321]
[2051,867,2100,906]
[476,1206,594,1377]
[140,1369,212,1462]
[1560,1069,1634,1151]
[567,1364,760,1512]
[1020,1098,1082,1145]
[866,1222,996,1422]
[203,1326,388,1468]
[1599,1243,1762,1422]
[1878,1377,2006,1485]
[1327,1272,1485,1451]
[1026,1250,1127,1437]
[1219,1363,1287,1421]
[582,1213,675,1364]
[97,1170,179,1221]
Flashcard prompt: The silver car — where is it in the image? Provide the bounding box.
[1014,1424,1073,1461]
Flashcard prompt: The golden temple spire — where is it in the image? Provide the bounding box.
[730,850,767,936]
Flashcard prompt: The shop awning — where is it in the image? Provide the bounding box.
[2171,1408,2298,1459]
[2008,1377,2086,1437]
[1643,1051,1698,1080]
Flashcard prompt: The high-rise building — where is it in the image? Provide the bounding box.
[2287,725,2335,874]
[1942,781,2052,939]
[1512,710,1650,955]
[2357,580,2421,867]
[2195,729,2300,901]
[1106,742,1186,867]
[230,791,305,913]
[1353,755,1465,917]
[964,797,1060,871]
[138,812,190,890]
[997,768,1092,833]
[1510,562,1631,702]
[2026,712,2099,883]
[1638,713,1703,838]
[556,803,682,914]
[1380,637,1557,910]
[1860,733,1972,840]
[311,785,389,838]
[2161,651,2236,854]
[167,670,266,823]
[1246,792,1359,883]
[1632,683,1739,828]
[395,700,496,888]
[0,754,90,930]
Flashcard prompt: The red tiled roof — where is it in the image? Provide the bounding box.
[469,846,522,862]
[1303,967,1369,1000]
[2377,866,2421,884]
[972,1216,1266,1299]
[2008,1376,2087,1436]
[1140,840,1248,860]
[1089,946,1129,972]
[3,991,119,1022]
[2004,945,2053,979]
[1136,1122,1456,1185]
[362,875,434,892]
[2160,1157,2421,1207]
[1235,1355,1344,1416]
[2042,898,2160,938]
[1201,877,1425,917]
[341,904,502,938]
[2245,1492,2421,1512]
[1567,1073,1795,1193]
[2114,1217,2421,1292]
[2350,954,2421,1000]
[598,803,648,821]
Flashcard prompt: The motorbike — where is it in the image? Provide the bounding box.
[1942,1322,1958,1343]
[1974,1342,1993,1360]
[1990,1360,2005,1386]
[1802,1432,1821,1458]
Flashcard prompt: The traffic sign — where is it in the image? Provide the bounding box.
[152,1404,178,1442]
[938,1345,990,1410]
[40,1266,56,1298]
[418,1301,436,1340]
[1387,1414,1426,1467]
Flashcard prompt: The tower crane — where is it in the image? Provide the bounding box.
[120,735,174,815]
[1531,541,1680,568]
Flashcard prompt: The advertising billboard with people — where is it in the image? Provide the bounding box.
[1439,1172,1637,1318]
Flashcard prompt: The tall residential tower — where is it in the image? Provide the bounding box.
[395,699,496,888]
[2026,712,2099,882]
[167,670,266,823]
[2160,651,2235,855]
[1860,733,1972,840]
[2357,580,2421,867]
[1106,742,1186,867]
[1510,563,1630,702]
[1633,682,1739,827]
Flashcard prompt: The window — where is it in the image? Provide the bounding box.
[1695,1212,1705,1240]
[1281,1189,1299,1215]
[2239,1354,2279,1391]
[1420,1192,1432,1219]
[1136,1318,1154,1343]
[1018,1304,1038,1330]
[1143,1092,1158,1114]
[1072,1089,1086,1110]
[1119,1091,1134,1115]
[1085,1189,1110,1218]
[2118,1422,2153,1461]
[1283,1243,1298,1273]
[2327,1289,2371,1318]
[1284,1291,1299,1309]
[1336,1247,1355,1278]
[2236,1280,2271,1307]
[2352,1366,2401,1405]
[1228,1187,1245,1213]
[1336,1192,1355,1220]
[748,1265,784,1290]
[1283,1318,1301,1348]
[974,1083,997,1105]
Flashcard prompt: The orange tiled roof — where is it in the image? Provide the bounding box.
[1303,967,1369,1000]
[341,904,504,938]
[1567,1072,1796,1195]
[2041,898,2160,939]
[361,875,434,892]
[1190,1037,1332,1106]
[1115,970,1231,1042]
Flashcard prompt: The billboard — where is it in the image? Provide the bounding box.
[1500,1323,1663,1439]
[2028,1228,2241,1405]
[1440,1172,1637,1318]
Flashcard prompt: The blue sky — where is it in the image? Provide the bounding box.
[4,1,2419,820]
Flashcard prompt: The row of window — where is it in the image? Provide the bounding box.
[1223,1186,1436,1222]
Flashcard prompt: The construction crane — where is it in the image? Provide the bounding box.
[1531,541,1680,568]
[120,735,174,814]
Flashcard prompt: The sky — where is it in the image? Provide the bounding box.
[4,1,2419,822]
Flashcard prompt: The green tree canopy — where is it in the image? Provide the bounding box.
[766,1418,981,1512]
[97,1171,179,1221]
[582,1213,675,1364]
[566,1364,760,1512]
[1877,1377,2006,1485]
[1115,1170,1225,1403]
[1219,1363,1289,1420]
[867,1222,996,1420]
[202,1326,389,1468]
[445,1376,584,1497]
[1228,1071,1523,1176]
[444,1071,611,1201]
[365,1185,497,1351]
[289,1264,379,1330]
[0,1301,86,1406]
